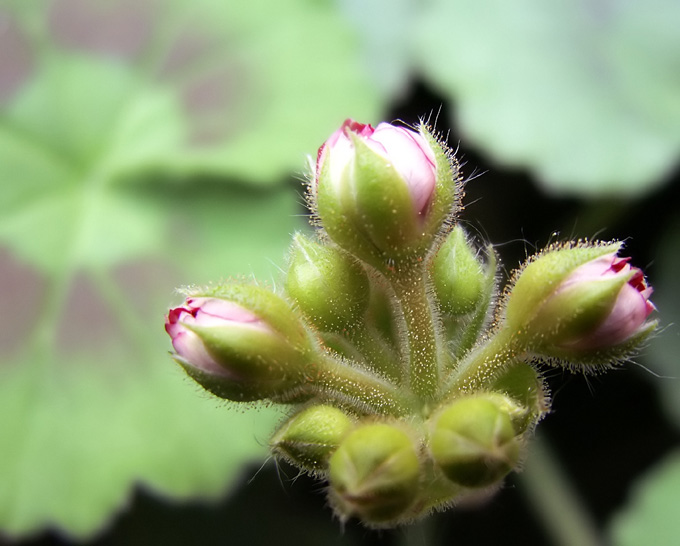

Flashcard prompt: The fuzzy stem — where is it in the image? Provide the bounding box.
[309,353,412,416]
[387,261,440,403]
[348,325,403,383]
[319,332,368,365]
[444,328,526,396]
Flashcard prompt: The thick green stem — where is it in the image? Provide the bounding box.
[309,353,412,417]
[388,263,440,402]
[445,328,526,396]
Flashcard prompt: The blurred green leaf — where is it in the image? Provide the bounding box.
[2,0,380,183]
[609,450,680,546]
[0,0,377,538]
[342,0,680,196]
[416,0,680,195]
[0,352,281,538]
[0,183,301,539]
[0,53,178,272]
[339,0,415,97]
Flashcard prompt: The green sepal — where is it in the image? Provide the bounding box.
[271,405,354,475]
[429,395,521,488]
[504,242,621,331]
[350,135,423,255]
[538,318,659,371]
[193,283,312,351]
[184,322,309,400]
[328,422,421,525]
[285,232,370,332]
[419,124,461,237]
[316,155,386,268]
[528,271,630,346]
[176,358,280,402]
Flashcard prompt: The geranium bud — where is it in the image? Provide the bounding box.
[285,232,370,332]
[314,119,457,264]
[430,395,520,488]
[271,405,354,474]
[328,423,421,525]
[165,286,312,401]
[431,226,489,316]
[504,243,656,360]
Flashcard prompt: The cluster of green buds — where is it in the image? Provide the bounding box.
[165,119,657,527]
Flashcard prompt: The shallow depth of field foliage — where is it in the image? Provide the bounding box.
[0,1,679,545]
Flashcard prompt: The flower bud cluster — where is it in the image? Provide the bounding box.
[165,119,657,527]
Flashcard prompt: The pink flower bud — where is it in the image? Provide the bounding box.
[165,297,272,378]
[557,254,655,351]
[165,287,313,401]
[316,119,437,217]
[505,241,658,360]
[312,119,455,265]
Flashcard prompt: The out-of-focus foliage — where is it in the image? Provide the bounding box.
[342,0,680,195]
[0,0,380,538]
[2,0,381,185]
[609,450,680,546]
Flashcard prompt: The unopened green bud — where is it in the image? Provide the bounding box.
[285,233,370,332]
[328,423,420,524]
[165,285,312,401]
[431,227,488,316]
[271,405,354,474]
[430,395,520,488]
